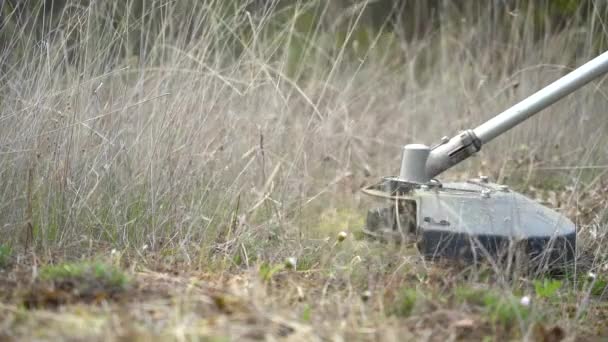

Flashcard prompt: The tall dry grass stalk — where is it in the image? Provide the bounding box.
[0,0,607,267]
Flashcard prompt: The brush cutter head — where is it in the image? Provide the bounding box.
[362,176,576,269]
[360,51,608,267]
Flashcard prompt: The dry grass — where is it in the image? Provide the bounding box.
[1,0,608,340]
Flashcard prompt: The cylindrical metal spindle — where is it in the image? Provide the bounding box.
[399,144,431,183]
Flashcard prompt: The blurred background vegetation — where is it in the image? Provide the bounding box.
[2,0,607,76]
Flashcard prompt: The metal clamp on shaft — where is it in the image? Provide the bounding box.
[399,130,482,184]
[425,130,481,180]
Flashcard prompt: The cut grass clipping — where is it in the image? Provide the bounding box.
[25,261,129,307]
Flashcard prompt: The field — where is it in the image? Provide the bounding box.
[1,1,608,341]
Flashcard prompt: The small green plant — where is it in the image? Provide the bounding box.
[392,288,420,317]
[294,253,316,272]
[454,286,530,326]
[534,279,562,299]
[25,261,130,307]
[301,304,312,322]
[589,276,608,297]
[454,285,487,306]
[258,262,284,282]
[40,261,129,291]
[0,244,12,268]
[483,292,530,326]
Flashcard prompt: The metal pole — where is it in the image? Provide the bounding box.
[421,50,608,182]
[474,50,608,144]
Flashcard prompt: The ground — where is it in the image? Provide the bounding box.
[2,192,608,341]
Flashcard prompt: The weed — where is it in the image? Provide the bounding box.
[483,292,530,326]
[0,245,12,269]
[454,285,531,326]
[588,276,608,297]
[300,254,319,272]
[392,288,422,317]
[454,285,487,306]
[259,262,285,282]
[301,304,312,322]
[39,261,128,288]
[534,279,562,299]
[24,261,130,307]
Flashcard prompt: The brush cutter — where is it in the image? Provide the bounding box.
[362,51,608,269]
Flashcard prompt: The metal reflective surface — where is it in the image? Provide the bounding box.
[362,177,576,268]
[416,180,575,239]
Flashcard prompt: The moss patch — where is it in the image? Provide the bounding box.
[24,261,129,307]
